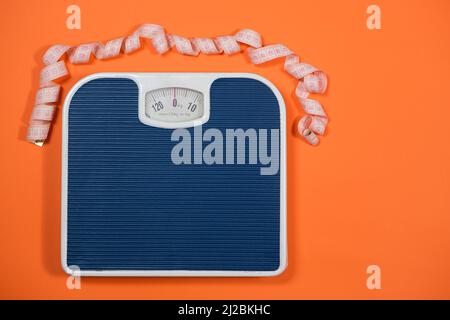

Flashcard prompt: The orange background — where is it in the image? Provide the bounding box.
[1,0,449,299]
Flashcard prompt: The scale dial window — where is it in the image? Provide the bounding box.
[145,87,204,124]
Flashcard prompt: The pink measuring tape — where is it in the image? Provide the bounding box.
[28,24,328,146]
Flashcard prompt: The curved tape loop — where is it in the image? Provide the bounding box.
[27,25,328,146]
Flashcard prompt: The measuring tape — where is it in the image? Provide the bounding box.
[28,24,328,146]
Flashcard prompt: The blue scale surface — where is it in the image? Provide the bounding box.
[66,77,281,271]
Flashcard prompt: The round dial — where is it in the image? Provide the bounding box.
[145,87,204,123]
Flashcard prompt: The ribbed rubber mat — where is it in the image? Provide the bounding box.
[67,77,281,271]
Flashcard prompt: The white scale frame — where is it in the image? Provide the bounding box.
[61,72,287,277]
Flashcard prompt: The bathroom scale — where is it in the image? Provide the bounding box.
[61,73,286,276]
